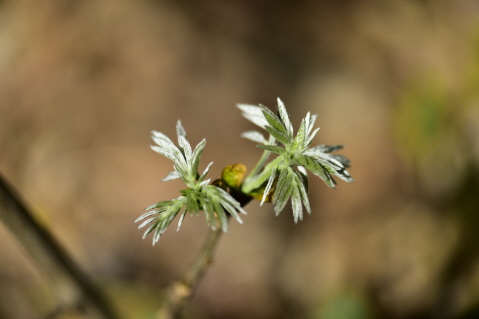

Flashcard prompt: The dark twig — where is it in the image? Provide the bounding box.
[0,173,121,319]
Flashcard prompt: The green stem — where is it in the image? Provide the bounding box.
[241,156,282,194]
[243,149,271,184]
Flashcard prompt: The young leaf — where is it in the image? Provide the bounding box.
[236,103,269,129]
[239,98,353,221]
[241,131,268,144]
[137,120,246,245]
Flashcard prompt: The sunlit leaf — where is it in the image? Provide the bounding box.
[241,131,268,144]
[238,98,353,221]
[137,120,245,244]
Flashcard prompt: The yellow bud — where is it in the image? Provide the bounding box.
[221,164,247,189]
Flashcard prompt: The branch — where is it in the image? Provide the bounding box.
[162,226,224,319]
[162,190,252,319]
[0,173,121,319]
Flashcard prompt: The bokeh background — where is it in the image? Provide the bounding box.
[1,1,479,318]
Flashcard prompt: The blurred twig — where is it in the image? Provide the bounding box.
[0,173,121,319]
[432,166,479,319]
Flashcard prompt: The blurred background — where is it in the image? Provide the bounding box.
[1,0,479,318]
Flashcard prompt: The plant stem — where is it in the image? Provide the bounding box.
[241,156,282,194]
[162,174,255,319]
[163,226,224,319]
[0,173,121,319]
[243,148,271,184]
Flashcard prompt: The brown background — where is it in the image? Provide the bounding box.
[1,1,479,318]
